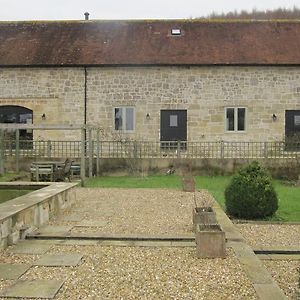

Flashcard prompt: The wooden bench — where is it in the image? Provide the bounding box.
[30,164,54,182]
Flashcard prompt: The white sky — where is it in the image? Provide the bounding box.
[0,0,298,21]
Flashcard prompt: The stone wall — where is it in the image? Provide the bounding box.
[0,182,78,250]
[0,66,299,142]
[0,68,84,140]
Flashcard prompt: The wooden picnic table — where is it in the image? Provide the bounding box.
[30,161,64,182]
[30,161,80,182]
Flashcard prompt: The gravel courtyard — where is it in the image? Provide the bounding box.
[0,187,299,299]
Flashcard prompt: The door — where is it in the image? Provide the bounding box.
[160,110,187,149]
[285,110,300,150]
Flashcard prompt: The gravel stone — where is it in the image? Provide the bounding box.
[236,224,300,247]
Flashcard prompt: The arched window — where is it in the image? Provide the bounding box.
[0,105,33,139]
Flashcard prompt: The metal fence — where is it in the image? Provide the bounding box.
[2,140,300,159]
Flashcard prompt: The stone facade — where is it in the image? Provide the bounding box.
[0,66,299,142]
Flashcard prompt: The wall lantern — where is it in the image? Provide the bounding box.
[272,114,277,121]
[146,113,150,120]
[41,113,46,120]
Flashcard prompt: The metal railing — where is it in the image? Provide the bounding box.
[2,140,299,159]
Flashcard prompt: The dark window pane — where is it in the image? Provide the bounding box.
[294,115,300,127]
[114,108,123,130]
[126,107,134,131]
[226,108,234,131]
[238,108,245,131]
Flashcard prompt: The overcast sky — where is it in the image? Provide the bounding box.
[0,0,298,21]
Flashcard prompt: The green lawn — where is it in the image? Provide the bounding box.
[85,174,300,222]
[0,173,20,182]
[85,175,182,189]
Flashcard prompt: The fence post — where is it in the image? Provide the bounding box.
[80,127,86,182]
[47,140,51,158]
[96,129,100,176]
[15,129,20,173]
[0,129,4,175]
[264,142,268,158]
[88,127,93,178]
[177,141,181,158]
[220,141,224,159]
[133,140,138,159]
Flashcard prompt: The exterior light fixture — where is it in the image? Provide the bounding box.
[146,113,150,120]
[272,114,277,121]
[41,113,46,120]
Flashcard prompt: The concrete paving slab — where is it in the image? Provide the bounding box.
[33,254,83,267]
[238,255,273,284]
[258,254,300,260]
[9,241,53,254]
[253,283,287,300]
[36,225,73,235]
[0,279,64,299]
[60,240,99,246]
[0,264,31,280]
[253,245,300,252]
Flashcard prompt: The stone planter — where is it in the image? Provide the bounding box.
[195,224,226,258]
[182,176,195,192]
[192,207,217,230]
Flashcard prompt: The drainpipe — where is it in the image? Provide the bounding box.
[84,66,87,141]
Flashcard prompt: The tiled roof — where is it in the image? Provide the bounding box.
[1,20,300,66]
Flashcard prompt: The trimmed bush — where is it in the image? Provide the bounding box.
[225,161,278,219]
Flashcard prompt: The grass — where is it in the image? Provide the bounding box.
[85,175,182,189]
[85,174,300,222]
[0,173,21,182]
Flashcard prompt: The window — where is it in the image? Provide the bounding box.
[225,107,246,132]
[169,115,178,127]
[114,107,134,131]
[171,28,181,35]
[0,105,33,140]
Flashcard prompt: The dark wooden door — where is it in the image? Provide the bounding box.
[160,110,187,141]
[285,110,300,150]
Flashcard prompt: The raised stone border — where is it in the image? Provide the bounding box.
[213,201,288,300]
[0,182,78,250]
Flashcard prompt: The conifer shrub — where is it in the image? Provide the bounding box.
[225,161,278,219]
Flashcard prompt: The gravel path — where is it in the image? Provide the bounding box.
[236,224,300,247]
[1,187,299,299]
[51,188,198,236]
[0,245,258,300]
[263,260,300,300]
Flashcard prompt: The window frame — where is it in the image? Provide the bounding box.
[113,106,135,132]
[224,107,247,133]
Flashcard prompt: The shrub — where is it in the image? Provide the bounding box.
[225,161,278,219]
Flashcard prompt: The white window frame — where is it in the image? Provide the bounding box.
[225,107,247,132]
[113,106,135,132]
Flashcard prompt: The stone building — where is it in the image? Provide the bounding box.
[0,19,299,143]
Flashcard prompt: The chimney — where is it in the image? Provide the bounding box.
[84,12,90,20]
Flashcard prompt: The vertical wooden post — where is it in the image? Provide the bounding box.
[15,129,20,173]
[264,142,268,158]
[80,127,86,182]
[96,129,100,176]
[0,129,4,175]
[47,140,51,158]
[220,140,224,159]
[177,141,181,158]
[88,127,93,178]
